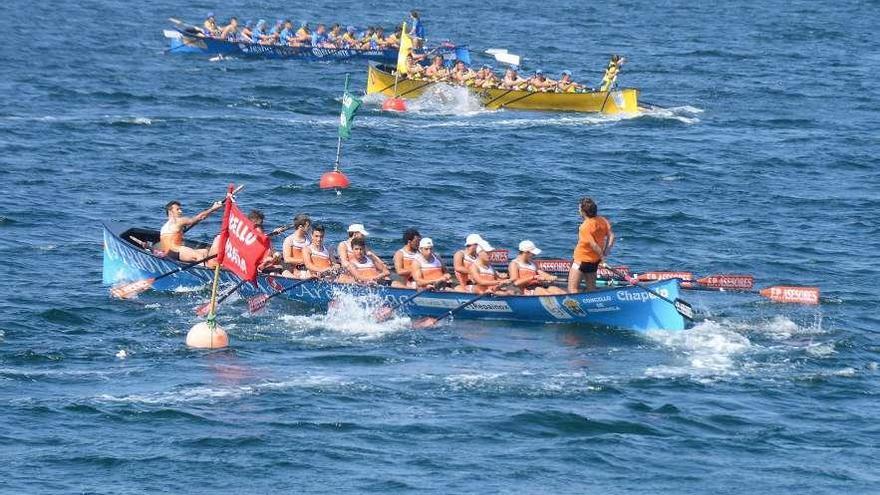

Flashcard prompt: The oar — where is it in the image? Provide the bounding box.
[110,253,217,299]
[110,218,293,300]
[680,283,821,305]
[498,89,538,109]
[602,263,696,321]
[374,286,434,322]
[195,278,248,316]
[411,283,511,329]
[182,185,244,234]
[396,80,435,98]
[247,276,317,314]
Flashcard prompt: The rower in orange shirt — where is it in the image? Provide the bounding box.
[568,197,614,292]
[508,240,565,295]
[411,238,453,289]
[452,233,484,291]
[392,228,421,288]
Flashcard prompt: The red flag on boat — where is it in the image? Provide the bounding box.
[215,187,270,283]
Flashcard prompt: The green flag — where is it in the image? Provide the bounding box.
[338,75,362,139]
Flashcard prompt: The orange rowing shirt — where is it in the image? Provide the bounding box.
[573,216,611,263]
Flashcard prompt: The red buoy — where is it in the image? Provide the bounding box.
[382,97,407,112]
[319,170,350,189]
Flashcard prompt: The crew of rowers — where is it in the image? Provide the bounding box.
[196,12,406,50]
[405,56,592,93]
[157,196,613,294]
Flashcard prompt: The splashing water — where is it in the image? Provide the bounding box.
[645,320,753,379]
[279,289,412,339]
[639,105,703,124]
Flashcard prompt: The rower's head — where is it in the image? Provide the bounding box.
[347,223,369,240]
[248,210,265,232]
[350,237,367,259]
[256,20,267,30]
[165,200,182,218]
[455,60,466,71]
[347,26,356,34]
[464,233,483,255]
[561,70,572,82]
[534,69,546,81]
[403,228,421,250]
[419,237,434,257]
[579,197,598,218]
[311,224,325,245]
[205,12,215,22]
[229,17,238,28]
[432,55,443,66]
[283,19,293,29]
[410,10,420,20]
[294,213,311,232]
[476,239,494,263]
[317,23,327,34]
[505,67,517,78]
[518,240,542,261]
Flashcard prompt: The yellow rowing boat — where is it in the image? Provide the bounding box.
[366,64,639,114]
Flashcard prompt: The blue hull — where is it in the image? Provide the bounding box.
[103,224,686,332]
[165,31,463,64]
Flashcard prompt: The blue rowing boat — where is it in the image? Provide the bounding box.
[103,223,687,332]
[163,28,467,64]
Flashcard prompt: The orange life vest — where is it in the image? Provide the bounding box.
[159,220,183,253]
[416,253,444,283]
[455,251,478,286]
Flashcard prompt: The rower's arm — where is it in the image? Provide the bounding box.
[371,253,391,278]
[393,251,411,278]
[182,201,223,229]
[453,252,469,276]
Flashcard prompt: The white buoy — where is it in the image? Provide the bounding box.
[186,321,229,349]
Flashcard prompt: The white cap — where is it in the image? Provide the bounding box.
[476,239,494,253]
[419,237,434,248]
[347,223,369,236]
[465,233,484,246]
[518,240,542,255]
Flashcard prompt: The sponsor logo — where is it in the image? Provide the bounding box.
[488,250,509,263]
[615,288,669,303]
[413,297,459,309]
[581,295,612,305]
[586,306,621,313]
[562,297,586,316]
[539,297,572,319]
[536,260,572,273]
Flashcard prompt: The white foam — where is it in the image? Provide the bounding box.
[645,320,752,378]
[278,289,412,339]
[639,105,702,124]
[406,84,487,116]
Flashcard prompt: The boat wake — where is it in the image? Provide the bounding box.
[278,289,412,340]
[644,314,834,381]
[638,104,703,124]
[406,84,487,116]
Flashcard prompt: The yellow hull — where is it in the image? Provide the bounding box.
[367,65,639,114]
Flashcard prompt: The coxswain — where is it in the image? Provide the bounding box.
[159,199,222,262]
[409,11,425,48]
[337,237,391,285]
[452,233,484,291]
[411,238,453,289]
[281,213,312,279]
[500,67,527,90]
[508,240,565,295]
[527,69,557,92]
[302,224,339,277]
[468,238,512,295]
[202,13,221,37]
[569,197,614,292]
[218,17,239,41]
[392,228,421,288]
[600,54,625,92]
[337,223,369,272]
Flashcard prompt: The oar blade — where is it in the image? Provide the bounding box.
[673,298,696,321]
[637,271,694,282]
[412,317,440,329]
[110,278,155,299]
[697,274,754,290]
[247,294,270,314]
[759,286,820,305]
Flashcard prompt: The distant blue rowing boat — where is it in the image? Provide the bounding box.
[163,28,468,64]
[103,223,686,332]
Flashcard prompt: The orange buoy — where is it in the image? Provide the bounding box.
[382,97,407,112]
[319,170,350,190]
[186,321,229,349]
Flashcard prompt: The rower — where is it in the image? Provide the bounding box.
[569,197,615,292]
[452,233,483,291]
[475,65,500,89]
[391,228,421,288]
[451,60,475,85]
[302,224,339,277]
[279,19,295,45]
[219,17,239,41]
[384,25,401,48]
[527,69,556,92]
[311,24,331,47]
[202,13,221,37]
[500,67,527,90]
[337,237,391,285]
[468,238,513,295]
[295,21,311,44]
[327,24,342,45]
[337,223,369,272]
[249,210,283,273]
[406,53,427,79]
[411,238,453,289]
[281,213,312,279]
[240,20,255,43]
[252,20,272,45]
[556,70,586,93]
[425,55,449,81]
[341,26,359,47]
[359,26,375,49]
[159,199,222,262]
[509,240,565,295]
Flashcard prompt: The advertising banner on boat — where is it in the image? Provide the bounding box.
[216,194,269,282]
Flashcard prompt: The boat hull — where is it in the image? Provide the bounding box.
[367,64,639,114]
[103,224,685,332]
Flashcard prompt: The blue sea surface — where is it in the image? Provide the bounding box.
[1,0,879,493]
